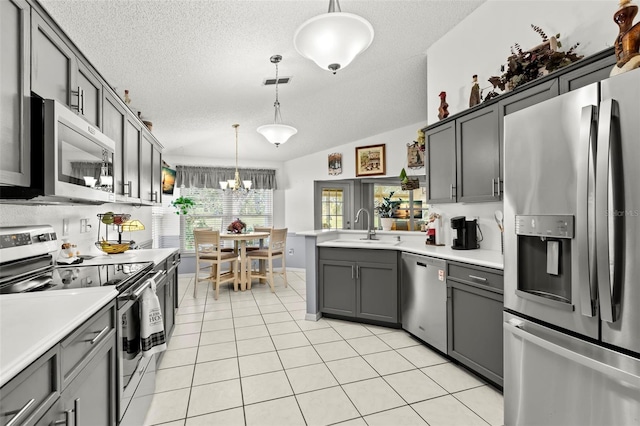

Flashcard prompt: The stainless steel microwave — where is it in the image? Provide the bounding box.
[1,96,116,204]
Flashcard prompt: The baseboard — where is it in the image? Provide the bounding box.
[305,312,322,321]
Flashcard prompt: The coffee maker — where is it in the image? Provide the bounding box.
[451,216,479,250]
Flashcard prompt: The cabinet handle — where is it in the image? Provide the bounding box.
[351,265,354,280]
[53,409,73,426]
[80,87,85,115]
[468,274,487,282]
[123,181,132,197]
[5,398,35,426]
[450,184,456,200]
[356,266,360,280]
[151,191,158,202]
[491,178,496,197]
[90,325,110,345]
[74,398,80,426]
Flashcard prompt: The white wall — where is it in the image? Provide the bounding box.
[426,0,616,122]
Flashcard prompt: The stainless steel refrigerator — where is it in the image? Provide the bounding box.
[503,68,640,425]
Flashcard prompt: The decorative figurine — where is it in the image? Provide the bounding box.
[611,0,640,76]
[438,91,449,120]
[469,75,481,107]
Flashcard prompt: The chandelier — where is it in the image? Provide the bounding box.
[293,0,374,74]
[219,124,252,192]
[257,55,297,147]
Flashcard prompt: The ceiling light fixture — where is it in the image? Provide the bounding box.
[257,55,297,147]
[293,0,374,74]
[219,124,252,192]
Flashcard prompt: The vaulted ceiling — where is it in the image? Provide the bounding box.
[39,0,484,163]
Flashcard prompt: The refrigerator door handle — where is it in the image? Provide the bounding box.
[595,99,621,323]
[504,320,640,387]
[579,105,598,317]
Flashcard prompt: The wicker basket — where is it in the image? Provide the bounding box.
[401,177,420,190]
[96,240,130,254]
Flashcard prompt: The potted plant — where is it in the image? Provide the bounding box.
[171,196,195,215]
[375,191,397,231]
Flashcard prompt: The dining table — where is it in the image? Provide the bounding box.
[220,231,270,291]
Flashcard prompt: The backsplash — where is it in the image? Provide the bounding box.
[0,203,153,257]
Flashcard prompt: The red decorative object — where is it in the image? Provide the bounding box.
[438,91,449,120]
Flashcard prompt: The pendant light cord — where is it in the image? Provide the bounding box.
[273,60,281,124]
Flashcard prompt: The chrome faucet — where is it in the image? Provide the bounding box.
[355,208,377,240]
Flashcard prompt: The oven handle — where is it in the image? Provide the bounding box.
[121,270,164,301]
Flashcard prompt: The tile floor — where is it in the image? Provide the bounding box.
[143,270,504,426]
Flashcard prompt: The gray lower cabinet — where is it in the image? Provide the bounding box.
[447,262,504,387]
[319,248,398,324]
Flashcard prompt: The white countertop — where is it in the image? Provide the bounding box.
[0,287,117,387]
[65,248,179,267]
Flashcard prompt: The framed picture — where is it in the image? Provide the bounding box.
[162,166,177,195]
[328,153,342,175]
[407,141,425,169]
[355,144,386,177]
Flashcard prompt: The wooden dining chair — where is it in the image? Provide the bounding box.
[193,229,238,300]
[246,228,287,292]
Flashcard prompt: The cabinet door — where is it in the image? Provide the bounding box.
[356,261,398,323]
[77,61,102,128]
[0,0,31,187]
[319,260,356,317]
[456,105,500,202]
[559,52,616,94]
[59,332,117,426]
[139,133,154,204]
[152,144,162,204]
[124,117,141,199]
[425,122,456,203]
[31,12,73,106]
[103,92,126,197]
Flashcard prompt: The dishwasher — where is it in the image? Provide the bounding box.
[401,252,447,353]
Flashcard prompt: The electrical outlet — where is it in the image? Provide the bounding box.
[62,219,69,236]
[80,218,89,233]
[288,248,294,256]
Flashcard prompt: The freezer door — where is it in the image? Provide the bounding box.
[599,68,640,353]
[503,83,599,339]
[504,312,640,426]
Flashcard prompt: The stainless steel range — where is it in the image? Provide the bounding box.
[0,225,161,424]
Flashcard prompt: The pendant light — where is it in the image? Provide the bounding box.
[219,124,252,192]
[294,0,374,74]
[257,55,297,147]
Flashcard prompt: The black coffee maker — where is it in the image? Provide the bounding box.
[451,216,479,250]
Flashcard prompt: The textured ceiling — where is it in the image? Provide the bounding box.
[39,0,484,164]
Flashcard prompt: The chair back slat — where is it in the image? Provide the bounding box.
[270,228,287,252]
[194,229,223,255]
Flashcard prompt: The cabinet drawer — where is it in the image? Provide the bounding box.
[0,346,59,426]
[60,303,115,389]
[447,262,503,292]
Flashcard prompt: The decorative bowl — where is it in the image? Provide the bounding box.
[96,240,130,254]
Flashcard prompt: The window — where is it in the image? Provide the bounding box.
[373,184,428,231]
[314,180,354,230]
[321,188,345,229]
[177,187,273,253]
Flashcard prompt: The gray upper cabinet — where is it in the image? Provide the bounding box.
[140,134,154,204]
[102,91,126,198]
[124,118,141,201]
[425,121,456,203]
[456,105,500,203]
[559,53,616,94]
[76,61,102,128]
[152,144,162,204]
[1,0,31,187]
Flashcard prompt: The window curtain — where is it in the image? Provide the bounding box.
[70,161,104,179]
[175,166,277,190]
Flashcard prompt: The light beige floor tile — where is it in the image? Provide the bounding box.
[334,324,373,340]
[231,306,261,317]
[187,379,243,417]
[158,347,198,369]
[271,331,311,350]
[342,377,406,416]
[150,420,184,426]
[278,346,323,369]
[235,324,269,341]
[454,385,504,426]
[363,350,416,376]
[304,328,343,344]
[325,356,379,384]
[364,405,427,426]
[283,301,307,312]
[202,310,233,321]
[396,345,449,368]
[278,295,305,304]
[233,314,264,328]
[192,357,239,386]
[346,335,392,355]
[258,303,287,314]
[237,351,281,378]
[267,320,301,336]
[377,332,421,349]
[155,365,194,392]
[176,305,206,315]
[333,418,367,426]
[199,329,235,346]
[314,340,359,362]
[363,324,398,335]
[185,407,244,426]
[244,396,305,426]
[285,363,339,394]
[201,318,234,332]
[172,322,202,336]
[296,386,360,426]
[262,311,294,324]
[175,313,204,324]
[323,318,355,328]
[236,336,275,356]
[241,370,293,405]
[411,395,487,426]
[287,309,308,320]
[254,295,283,306]
[203,301,232,312]
[383,369,448,403]
[196,341,237,363]
[178,298,206,307]
[296,319,330,331]
[230,300,258,309]
[143,388,190,425]
[167,333,200,350]
[421,363,485,393]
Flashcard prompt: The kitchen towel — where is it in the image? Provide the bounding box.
[140,277,167,357]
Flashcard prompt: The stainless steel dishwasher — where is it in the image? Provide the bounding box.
[401,252,447,353]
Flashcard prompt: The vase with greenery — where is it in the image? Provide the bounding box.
[374,191,396,218]
[171,196,195,215]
